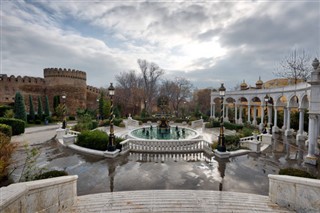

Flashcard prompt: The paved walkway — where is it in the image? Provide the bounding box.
[72,190,294,213]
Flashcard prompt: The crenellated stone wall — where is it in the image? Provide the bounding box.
[0,68,100,115]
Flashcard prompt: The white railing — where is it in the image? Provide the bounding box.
[67,129,80,136]
[239,134,262,153]
[191,119,204,129]
[120,139,212,155]
[239,134,262,142]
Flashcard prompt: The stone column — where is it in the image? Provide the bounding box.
[296,108,305,142]
[235,104,238,124]
[225,104,229,122]
[272,107,279,133]
[282,107,287,131]
[239,105,243,124]
[212,103,216,119]
[285,107,292,136]
[210,101,213,118]
[247,105,251,124]
[253,106,257,126]
[268,105,272,127]
[305,114,318,165]
[259,104,265,131]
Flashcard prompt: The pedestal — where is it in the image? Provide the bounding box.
[56,128,66,140]
[104,149,120,158]
[63,135,77,146]
[262,134,272,145]
[214,150,230,158]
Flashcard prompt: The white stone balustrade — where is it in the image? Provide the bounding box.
[269,174,320,212]
[0,175,78,213]
[239,134,262,153]
[120,139,212,155]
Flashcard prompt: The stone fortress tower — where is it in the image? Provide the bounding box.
[0,68,100,115]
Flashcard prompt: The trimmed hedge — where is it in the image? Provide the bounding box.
[0,118,25,135]
[76,130,109,151]
[0,105,12,117]
[225,135,240,145]
[76,130,125,151]
[0,124,12,137]
[34,170,68,180]
[279,168,316,179]
[224,122,243,131]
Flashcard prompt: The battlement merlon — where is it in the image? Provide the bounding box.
[0,74,45,84]
[43,68,87,81]
[86,85,100,94]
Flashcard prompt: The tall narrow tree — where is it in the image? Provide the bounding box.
[37,96,43,120]
[14,91,27,122]
[44,95,50,117]
[53,95,60,115]
[29,95,35,121]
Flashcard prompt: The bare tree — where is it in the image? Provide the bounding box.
[115,70,143,116]
[274,49,312,84]
[138,59,164,114]
[192,88,211,116]
[160,77,193,117]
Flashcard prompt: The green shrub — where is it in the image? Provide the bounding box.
[68,116,76,121]
[0,118,25,135]
[113,118,123,126]
[225,135,240,146]
[239,127,254,137]
[92,120,98,129]
[0,124,12,137]
[224,122,243,131]
[76,130,125,151]
[205,119,220,128]
[211,141,219,150]
[279,168,316,179]
[14,92,27,122]
[34,170,68,180]
[76,130,109,151]
[0,105,13,117]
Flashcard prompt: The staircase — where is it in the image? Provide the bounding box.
[72,190,294,212]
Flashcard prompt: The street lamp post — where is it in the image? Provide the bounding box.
[107,83,115,151]
[263,94,269,134]
[61,94,66,129]
[217,83,226,152]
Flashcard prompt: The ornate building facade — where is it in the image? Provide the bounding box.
[0,68,100,115]
[210,58,320,165]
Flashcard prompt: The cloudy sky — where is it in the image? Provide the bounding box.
[1,0,319,90]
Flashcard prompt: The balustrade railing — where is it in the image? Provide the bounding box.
[120,139,212,155]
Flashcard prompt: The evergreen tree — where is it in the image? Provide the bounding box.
[29,95,35,121]
[99,92,105,119]
[53,95,60,115]
[14,91,27,122]
[44,95,50,117]
[37,96,43,120]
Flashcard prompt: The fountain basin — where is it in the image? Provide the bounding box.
[128,126,200,140]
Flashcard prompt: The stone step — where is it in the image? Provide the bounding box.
[72,190,294,212]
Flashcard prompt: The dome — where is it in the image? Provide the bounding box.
[240,80,248,90]
[256,76,263,85]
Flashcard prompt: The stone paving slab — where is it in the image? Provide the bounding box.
[72,190,295,212]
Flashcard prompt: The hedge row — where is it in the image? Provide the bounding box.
[76,130,124,151]
[279,168,316,179]
[0,124,12,137]
[0,118,25,135]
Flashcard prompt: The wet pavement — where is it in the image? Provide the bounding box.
[9,125,320,196]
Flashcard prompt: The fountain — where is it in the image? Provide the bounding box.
[128,95,199,140]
